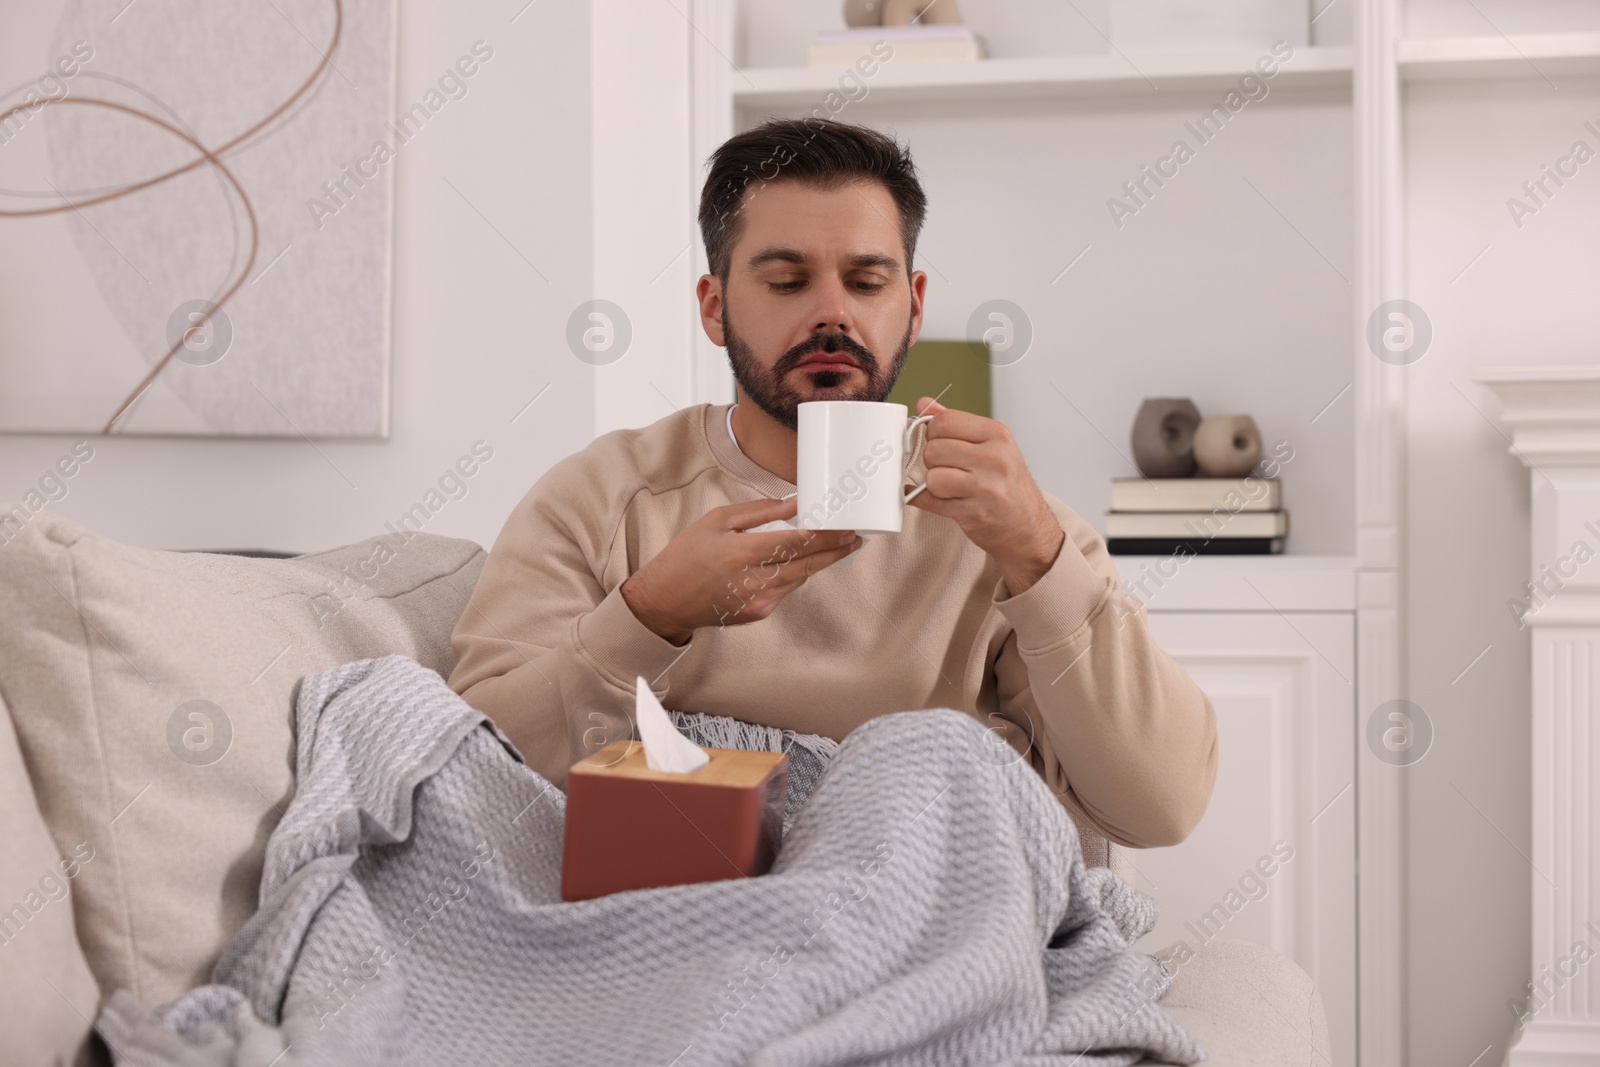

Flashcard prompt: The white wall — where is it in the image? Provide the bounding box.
[590,0,697,437]
[738,0,1113,68]
[0,0,597,554]
[1402,75,1600,1065]
[1404,0,1600,38]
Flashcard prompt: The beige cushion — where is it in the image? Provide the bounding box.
[1147,936,1333,1066]
[0,507,484,1010]
[0,687,103,1067]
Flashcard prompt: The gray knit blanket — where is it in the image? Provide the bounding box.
[97,655,1202,1066]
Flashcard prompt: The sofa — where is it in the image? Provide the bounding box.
[0,507,1331,1065]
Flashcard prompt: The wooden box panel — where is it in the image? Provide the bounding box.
[561,741,788,902]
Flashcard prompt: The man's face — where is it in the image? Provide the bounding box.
[698,180,926,431]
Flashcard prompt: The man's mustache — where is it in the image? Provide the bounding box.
[775,332,876,375]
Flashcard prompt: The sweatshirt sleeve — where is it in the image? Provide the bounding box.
[446,461,691,790]
[989,495,1219,849]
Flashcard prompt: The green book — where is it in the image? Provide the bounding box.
[887,339,992,418]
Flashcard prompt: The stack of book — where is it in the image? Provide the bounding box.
[1106,477,1287,555]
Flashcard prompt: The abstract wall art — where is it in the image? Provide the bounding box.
[0,0,396,436]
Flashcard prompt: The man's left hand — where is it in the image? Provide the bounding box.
[905,397,1066,595]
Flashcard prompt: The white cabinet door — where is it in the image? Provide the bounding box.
[1131,611,1357,1067]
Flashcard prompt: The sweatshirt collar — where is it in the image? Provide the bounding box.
[704,402,797,498]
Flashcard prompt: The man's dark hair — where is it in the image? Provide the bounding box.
[697,117,927,282]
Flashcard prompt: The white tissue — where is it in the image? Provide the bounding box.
[634,675,710,773]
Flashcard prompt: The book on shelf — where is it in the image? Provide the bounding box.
[1110,476,1281,513]
[808,25,986,66]
[1107,536,1286,556]
[1105,510,1288,539]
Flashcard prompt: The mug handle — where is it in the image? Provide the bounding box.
[902,414,935,503]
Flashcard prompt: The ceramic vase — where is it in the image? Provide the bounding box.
[1193,414,1263,477]
[1130,397,1202,478]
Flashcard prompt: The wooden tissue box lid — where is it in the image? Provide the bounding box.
[561,740,788,902]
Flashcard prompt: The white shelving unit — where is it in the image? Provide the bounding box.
[642,3,1600,1062]
[1118,553,1359,612]
[733,46,1355,106]
[686,5,1381,1064]
[1397,31,1600,80]
[730,32,1600,102]
[708,26,1362,560]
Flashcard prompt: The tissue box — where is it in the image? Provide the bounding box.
[561,740,789,902]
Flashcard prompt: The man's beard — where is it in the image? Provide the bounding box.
[723,303,914,432]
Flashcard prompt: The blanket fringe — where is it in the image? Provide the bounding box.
[668,710,841,833]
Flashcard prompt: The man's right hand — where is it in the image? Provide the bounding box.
[619,497,862,646]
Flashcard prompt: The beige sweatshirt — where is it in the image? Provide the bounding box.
[449,402,1217,849]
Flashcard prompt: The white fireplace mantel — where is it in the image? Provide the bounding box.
[1475,366,1600,469]
[1475,365,1600,1067]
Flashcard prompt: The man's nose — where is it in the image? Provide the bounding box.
[807,275,854,336]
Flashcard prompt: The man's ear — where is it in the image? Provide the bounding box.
[908,269,928,348]
[697,274,726,346]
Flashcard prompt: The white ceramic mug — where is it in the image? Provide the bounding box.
[796,401,934,533]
